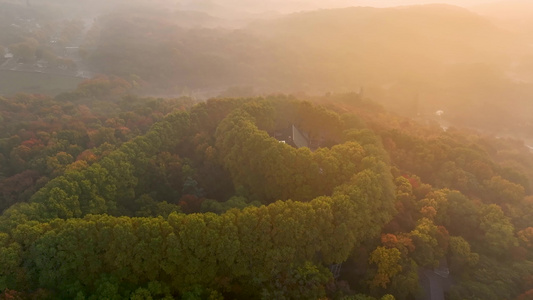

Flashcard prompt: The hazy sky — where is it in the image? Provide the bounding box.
[277,0,501,10]
[185,0,503,15]
[348,0,496,5]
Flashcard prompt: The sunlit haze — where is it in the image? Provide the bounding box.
[1,0,533,298]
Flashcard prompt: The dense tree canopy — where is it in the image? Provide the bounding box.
[0,93,533,299]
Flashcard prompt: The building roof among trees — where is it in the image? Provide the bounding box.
[292,124,309,148]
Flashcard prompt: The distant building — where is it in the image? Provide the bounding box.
[291,124,309,148]
[417,259,451,300]
[329,263,342,280]
[433,259,449,278]
[3,47,13,59]
[65,46,79,54]
[274,124,310,149]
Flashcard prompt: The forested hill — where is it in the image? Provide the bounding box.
[247,4,510,85]
[2,1,531,138]
[91,4,514,92]
[0,83,533,299]
[81,3,533,140]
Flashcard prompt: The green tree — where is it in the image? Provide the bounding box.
[479,204,517,256]
[448,236,479,274]
[369,246,402,289]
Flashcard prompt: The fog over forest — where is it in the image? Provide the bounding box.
[1,0,533,299]
[2,0,533,139]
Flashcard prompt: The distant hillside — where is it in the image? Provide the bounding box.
[90,4,519,91]
[471,0,533,39]
[86,4,533,139]
[247,4,515,88]
[472,0,533,22]
[251,5,533,137]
